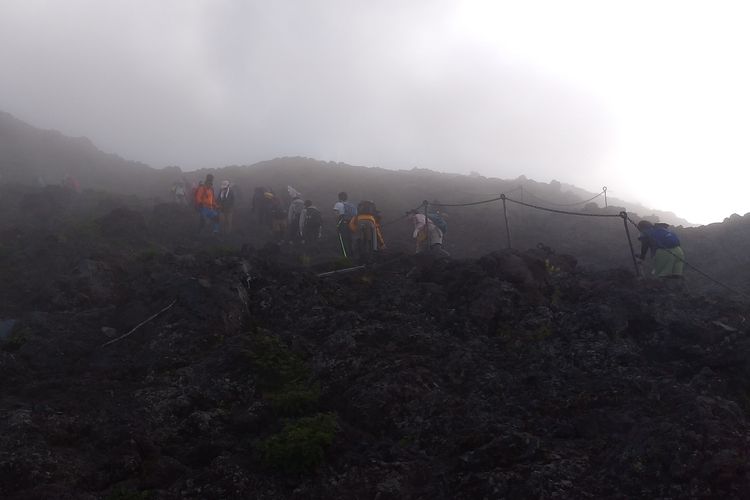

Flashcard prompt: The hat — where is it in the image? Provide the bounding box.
[221,180,230,188]
[637,220,654,231]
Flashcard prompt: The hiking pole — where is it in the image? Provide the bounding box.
[620,211,641,277]
[338,229,348,258]
[317,265,367,278]
[336,219,348,258]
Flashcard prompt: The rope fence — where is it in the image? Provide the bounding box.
[623,214,750,300]
[379,188,746,301]
[520,188,605,207]
[505,196,621,218]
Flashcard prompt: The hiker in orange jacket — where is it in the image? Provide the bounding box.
[194,174,219,233]
[349,200,385,261]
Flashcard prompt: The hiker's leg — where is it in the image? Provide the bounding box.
[653,249,673,278]
[222,210,233,233]
[671,246,684,276]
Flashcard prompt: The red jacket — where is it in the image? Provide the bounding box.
[195,185,216,209]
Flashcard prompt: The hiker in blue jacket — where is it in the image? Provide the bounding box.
[333,191,357,258]
[637,220,684,278]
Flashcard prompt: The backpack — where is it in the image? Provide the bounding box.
[357,219,378,251]
[270,196,284,216]
[652,228,680,248]
[358,200,377,215]
[427,213,448,234]
[305,207,322,229]
[343,201,357,218]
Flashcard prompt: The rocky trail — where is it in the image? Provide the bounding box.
[1,188,750,498]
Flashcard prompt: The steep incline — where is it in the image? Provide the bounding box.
[1,236,749,498]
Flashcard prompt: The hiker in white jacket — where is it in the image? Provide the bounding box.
[411,212,443,253]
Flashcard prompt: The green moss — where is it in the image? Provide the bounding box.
[268,383,321,416]
[245,334,309,391]
[259,413,338,473]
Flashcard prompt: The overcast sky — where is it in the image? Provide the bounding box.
[1,0,749,224]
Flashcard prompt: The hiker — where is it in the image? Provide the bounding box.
[299,200,323,251]
[287,194,305,245]
[194,174,219,234]
[427,208,448,242]
[333,191,357,258]
[252,187,273,228]
[349,200,385,261]
[217,180,235,234]
[172,181,186,204]
[191,181,203,211]
[637,220,684,279]
[411,211,446,254]
[270,193,288,242]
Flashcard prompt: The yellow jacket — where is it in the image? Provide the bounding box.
[349,214,385,248]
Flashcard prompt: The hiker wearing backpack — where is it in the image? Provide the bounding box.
[287,194,306,245]
[348,200,385,262]
[636,220,684,279]
[269,192,288,242]
[411,211,447,254]
[427,209,448,240]
[172,181,186,204]
[191,181,203,211]
[333,191,357,258]
[194,174,220,234]
[299,200,323,251]
[217,180,235,234]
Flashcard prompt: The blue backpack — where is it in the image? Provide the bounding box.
[651,228,680,248]
[343,201,357,218]
[427,213,448,234]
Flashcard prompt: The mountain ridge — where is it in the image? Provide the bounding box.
[0,111,694,226]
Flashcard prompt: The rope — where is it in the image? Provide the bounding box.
[395,189,749,301]
[317,252,414,278]
[317,265,367,278]
[380,202,425,227]
[471,185,524,197]
[625,215,750,300]
[380,214,408,227]
[101,299,177,347]
[431,191,611,213]
[504,197,622,218]
[434,195,506,208]
[521,189,605,207]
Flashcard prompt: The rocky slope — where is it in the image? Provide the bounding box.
[1,187,749,499]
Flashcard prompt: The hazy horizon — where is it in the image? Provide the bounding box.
[2,1,750,224]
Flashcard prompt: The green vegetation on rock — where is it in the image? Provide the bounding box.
[259,412,338,473]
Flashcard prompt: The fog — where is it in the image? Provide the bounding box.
[2,1,750,224]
